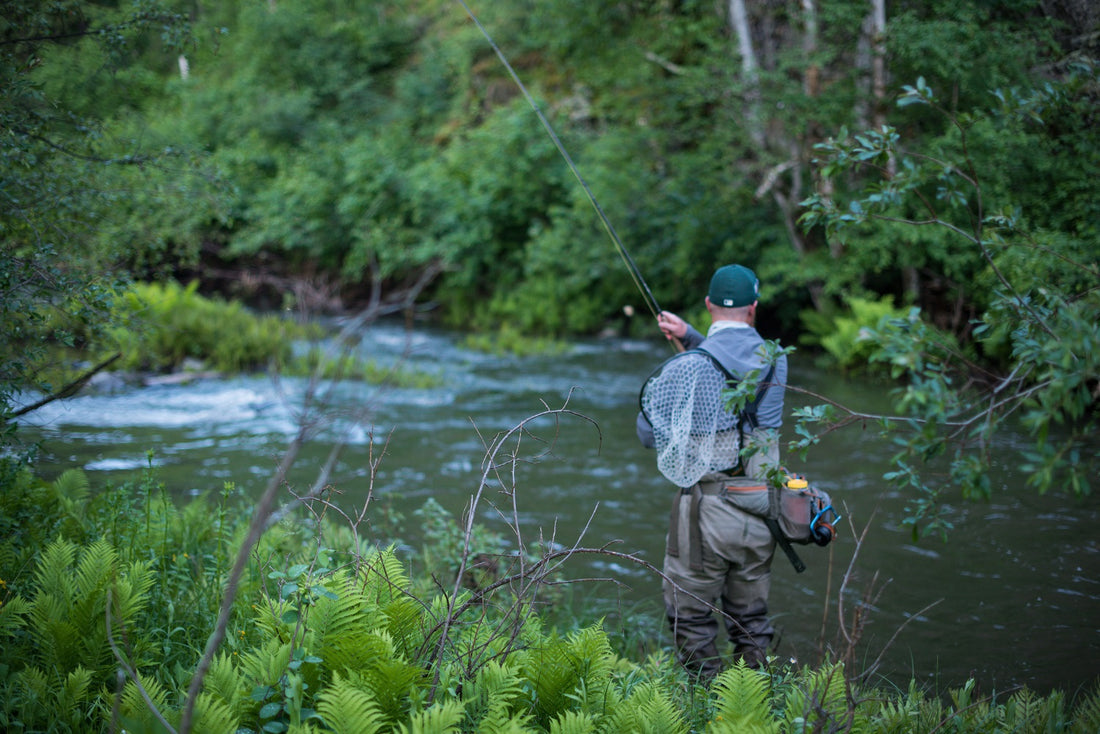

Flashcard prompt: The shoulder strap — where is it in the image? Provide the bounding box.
[693,347,775,431]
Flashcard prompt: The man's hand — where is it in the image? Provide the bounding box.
[657,311,688,341]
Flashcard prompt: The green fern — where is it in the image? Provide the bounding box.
[1071,681,1100,734]
[461,660,534,732]
[523,624,616,728]
[547,710,598,734]
[9,665,99,732]
[52,469,91,538]
[314,674,386,734]
[1004,687,1065,733]
[782,662,848,733]
[201,651,251,722]
[399,699,465,734]
[238,637,294,696]
[192,692,244,734]
[357,651,429,726]
[873,679,945,733]
[0,590,29,637]
[114,672,173,733]
[359,546,412,605]
[705,661,778,733]
[599,681,688,734]
[25,538,154,678]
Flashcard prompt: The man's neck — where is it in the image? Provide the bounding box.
[707,319,751,336]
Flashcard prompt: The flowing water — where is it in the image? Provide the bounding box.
[16,321,1100,695]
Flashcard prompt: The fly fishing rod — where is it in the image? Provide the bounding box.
[455,0,683,351]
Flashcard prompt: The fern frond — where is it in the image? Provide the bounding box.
[203,651,250,719]
[192,691,243,734]
[462,659,532,731]
[32,537,78,601]
[53,469,91,532]
[782,662,848,732]
[601,681,688,734]
[399,699,465,734]
[10,666,51,729]
[359,546,411,605]
[1071,680,1100,734]
[239,637,293,690]
[0,593,30,637]
[114,672,173,733]
[1004,687,1068,732]
[315,674,385,734]
[547,710,597,734]
[73,538,117,598]
[57,666,94,713]
[360,654,428,724]
[523,623,616,728]
[110,558,155,626]
[313,569,370,630]
[709,661,778,734]
[383,594,432,659]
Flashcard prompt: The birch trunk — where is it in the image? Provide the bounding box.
[728,0,765,147]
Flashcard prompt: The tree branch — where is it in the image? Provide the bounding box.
[8,352,121,419]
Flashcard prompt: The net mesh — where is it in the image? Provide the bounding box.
[640,350,742,488]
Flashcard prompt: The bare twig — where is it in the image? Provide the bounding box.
[105,588,178,734]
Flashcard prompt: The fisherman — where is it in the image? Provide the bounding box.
[636,263,788,680]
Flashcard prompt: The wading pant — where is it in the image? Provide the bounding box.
[663,478,777,680]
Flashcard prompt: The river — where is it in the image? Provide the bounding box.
[16,320,1100,696]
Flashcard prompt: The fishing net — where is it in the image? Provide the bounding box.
[639,349,743,488]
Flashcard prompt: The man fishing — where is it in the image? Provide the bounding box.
[636,263,788,680]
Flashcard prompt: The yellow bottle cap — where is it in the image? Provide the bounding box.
[786,477,808,489]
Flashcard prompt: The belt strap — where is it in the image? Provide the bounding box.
[765,517,806,573]
[667,486,710,572]
[667,492,682,558]
[689,487,704,572]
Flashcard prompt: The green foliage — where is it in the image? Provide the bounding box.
[0,0,212,426]
[0,537,155,731]
[106,280,305,373]
[287,346,444,388]
[1,460,1099,731]
[798,70,1099,536]
[459,325,572,357]
[709,662,777,733]
[802,296,918,373]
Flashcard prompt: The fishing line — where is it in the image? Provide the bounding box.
[454,0,667,324]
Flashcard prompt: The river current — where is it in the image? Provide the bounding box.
[16,320,1100,696]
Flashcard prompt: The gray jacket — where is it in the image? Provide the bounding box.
[636,322,787,449]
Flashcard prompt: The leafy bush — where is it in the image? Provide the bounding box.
[106,280,308,373]
[801,295,914,372]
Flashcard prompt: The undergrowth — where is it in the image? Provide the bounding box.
[1,460,1097,733]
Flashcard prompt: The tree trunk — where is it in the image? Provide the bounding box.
[728,0,765,148]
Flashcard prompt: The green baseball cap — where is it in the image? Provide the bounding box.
[708,264,759,307]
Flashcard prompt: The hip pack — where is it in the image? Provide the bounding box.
[721,475,840,572]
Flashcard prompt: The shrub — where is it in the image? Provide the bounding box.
[106,280,307,373]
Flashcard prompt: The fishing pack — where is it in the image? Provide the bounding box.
[720,474,840,572]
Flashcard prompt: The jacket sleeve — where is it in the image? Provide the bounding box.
[681,323,705,350]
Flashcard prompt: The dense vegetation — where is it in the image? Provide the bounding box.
[2,466,1099,733]
[2,1,1098,728]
